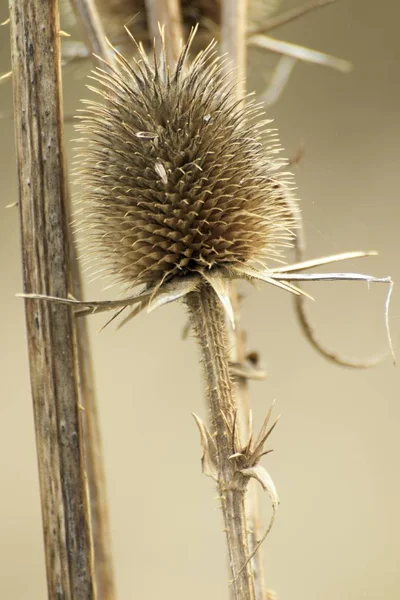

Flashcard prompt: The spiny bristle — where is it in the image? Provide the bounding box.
[74,33,298,292]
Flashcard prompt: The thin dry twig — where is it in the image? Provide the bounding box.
[0,70,12,83]
[69,0,113,61]
[286,205,393,367]
[248,0,337,35]
[262,54,298,107]
[248,34,352,73]
[9,0,94,597]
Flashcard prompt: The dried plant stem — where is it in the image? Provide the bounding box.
[9,1,94,598]
[187,286,255,600]
[66,4,117,597]
[221,0,268,597]
[221,0,247,100]
[230,292,267,600]
[69,0,112,60]
[69,234,115,600]
[145,0,183,63]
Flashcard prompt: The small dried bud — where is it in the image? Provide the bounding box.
[74,32,297,294]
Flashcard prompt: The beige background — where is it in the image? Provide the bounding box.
[0,1,399,598]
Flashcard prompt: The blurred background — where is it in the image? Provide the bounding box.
[0,1,399,598]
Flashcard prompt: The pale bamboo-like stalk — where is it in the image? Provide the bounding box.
[221,1,269,598]
[145,0,184,63]
[221,0,247,99]
[187,286,255,600]
[70,0,112,60]
[9,1,94,598]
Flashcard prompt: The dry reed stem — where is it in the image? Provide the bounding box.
[221,0,269,597]
[67,2,123,597]
[145,0,184,63]
[9,0,94,597]
[69,234,116,600]
[187,286,256,600]
[221,0,247,100]
[69,0,113,61]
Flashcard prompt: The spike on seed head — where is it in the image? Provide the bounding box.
[74,31,298,293]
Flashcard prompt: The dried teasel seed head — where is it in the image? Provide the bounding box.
[74,31,298,293]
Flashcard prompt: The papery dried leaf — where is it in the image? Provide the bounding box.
[240,465,279,511]
[200,272,236,330]
[147,274,201,313]
[192,413,218,480]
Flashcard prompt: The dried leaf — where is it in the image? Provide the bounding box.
[236,465,280,578]
[271,250,378,274]
[240,465,279,511]
[234,264,314,300]
[248,34,352,73]
[192,413,218,480]
[147,274,200,313]
[200,271,236,329]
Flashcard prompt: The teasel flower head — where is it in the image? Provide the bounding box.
[73,29,299,318]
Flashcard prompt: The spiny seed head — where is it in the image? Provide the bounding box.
[74,32,298,293]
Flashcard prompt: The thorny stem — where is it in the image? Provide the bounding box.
[9,0,94,598]
[144,0,184,64]
[187,285,256,600]
[221,0,268,598]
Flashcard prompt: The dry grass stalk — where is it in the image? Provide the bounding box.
[8,0,94,597]
[67,2,122,597]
